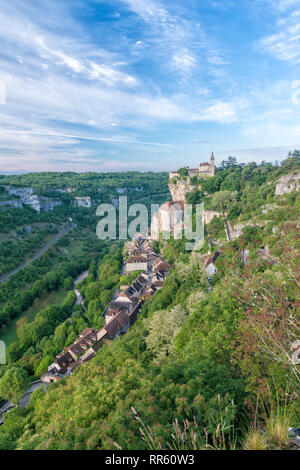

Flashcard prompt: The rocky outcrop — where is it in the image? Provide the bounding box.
[262,204,279,214]
[275,172,300,196]
[5,185,34,201]
[229,222,263,240]
[168,179,194,202]
[0,200,23,208]
[203,210,223,224]
[37,197,62,212]
[111,198,119,208]
[74,196,92,208]
[4,186,62,212]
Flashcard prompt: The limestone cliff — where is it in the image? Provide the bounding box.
[74,196,92,208]
[4,186,62,212]
[0,200,23,208]
[168,179,194,202]
[275,171,300,196]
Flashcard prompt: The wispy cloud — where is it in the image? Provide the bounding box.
[120,0,207,77]
[0,0,299,171]
[258,0,300,62]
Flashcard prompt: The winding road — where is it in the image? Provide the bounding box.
[0,223,75,285]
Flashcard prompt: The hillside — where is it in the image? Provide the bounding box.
[0,154,299,450]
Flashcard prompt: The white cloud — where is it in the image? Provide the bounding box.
[258,1,300,62]
[275,0,300,11]
[171,50,196,75]
[291,80,300,103]
[198,101,238,123]
[88,62,136,85]
[121,0,205,75]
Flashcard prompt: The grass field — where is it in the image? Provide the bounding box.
[0,288,67,347]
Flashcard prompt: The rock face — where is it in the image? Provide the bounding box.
[37,197,62,212]
[169,154,215,202]
[111,198,119,208]
[0,200,23,208]
[4,186,62,212]
[230,222,263,240]
[203,210,223,224]
[168,180,194,202]
[262,204,279,214]
[116,187,127,194]
[74,196,92,208]
[5,185,34,201]
[275,172,300,196]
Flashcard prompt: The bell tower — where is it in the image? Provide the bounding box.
[210,152,215,176]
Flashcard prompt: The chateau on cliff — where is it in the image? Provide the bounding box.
[169,153,215,180]
[168,153,215,202]
[151,154,221,237]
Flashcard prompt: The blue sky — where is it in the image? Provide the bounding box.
[0,0,299,172]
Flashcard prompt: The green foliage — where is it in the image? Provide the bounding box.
[177,167,188,178]
[211,190,238,213]
[0,161,299,450]
[145,305,187,364]
[0,366,29,405]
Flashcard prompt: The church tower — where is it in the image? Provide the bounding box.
[210,152,215,176]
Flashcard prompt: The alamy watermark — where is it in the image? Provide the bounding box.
[0,340,5,364]
[96,197,204,251]
[0,81,6,105]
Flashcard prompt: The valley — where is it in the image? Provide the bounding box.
[0,154,299,450]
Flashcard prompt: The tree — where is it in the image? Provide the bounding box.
[63,276,74,290]
[211,190,238,214]
[0,367,29,405]
[177,167,189,178]
[281,150,300,172]
[185,189,205,205]
[145,305,187,364]
[220,156,238,170]
[34,355,53,377]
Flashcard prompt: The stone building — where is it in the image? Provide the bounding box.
[169,153,215,180]
[124,254,149,273]
[168,154,215,201]
[151,201,184,239]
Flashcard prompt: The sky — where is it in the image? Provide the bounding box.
[0,0,299,173]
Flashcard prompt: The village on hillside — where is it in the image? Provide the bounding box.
[42,234,172,382]
[39,158,300,384]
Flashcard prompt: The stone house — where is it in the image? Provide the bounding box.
[110,291,136,313]
[125,255,149,273]
[103,310,131,340]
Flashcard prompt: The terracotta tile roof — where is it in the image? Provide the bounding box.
[153,281,164,288]
[79,328,95,337]
[104,310,130,339]
[117,291,133,301]
[55,351,74,368]
[126,255,148,263]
